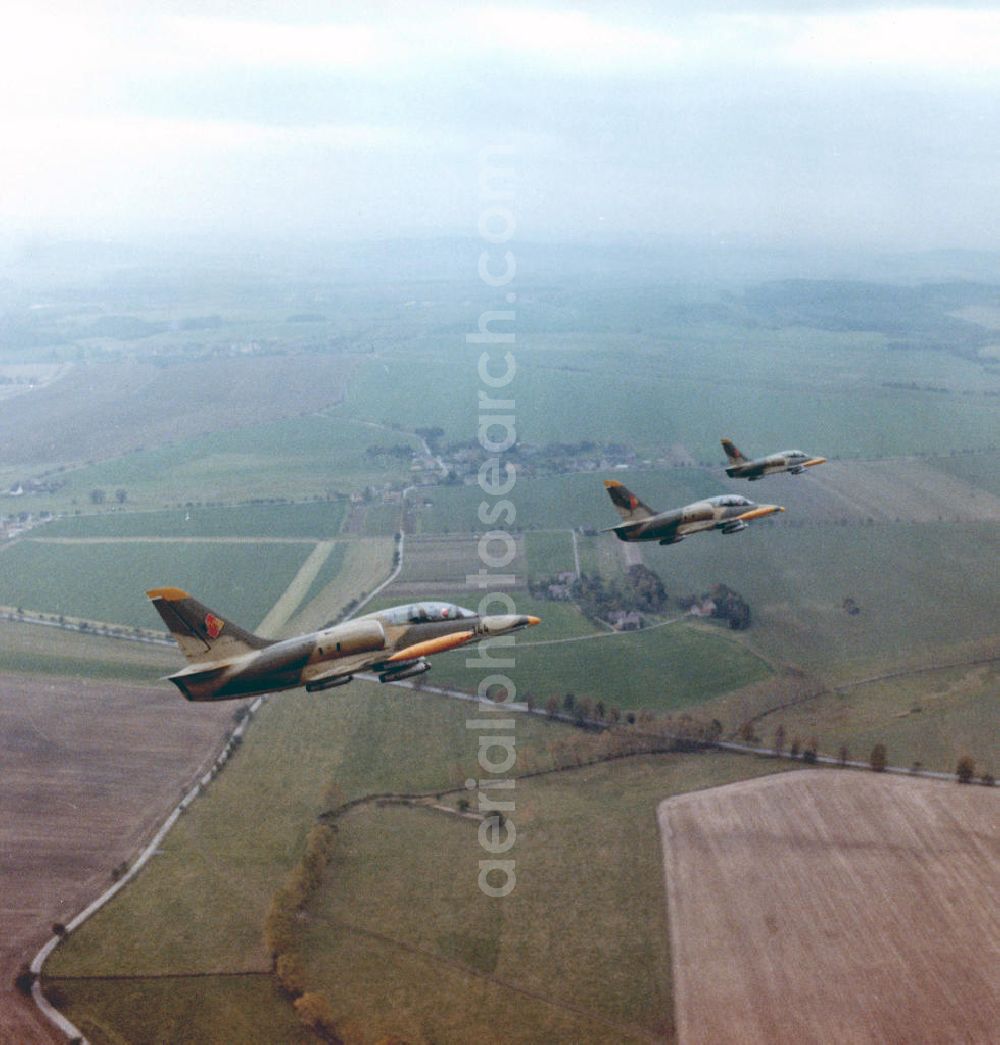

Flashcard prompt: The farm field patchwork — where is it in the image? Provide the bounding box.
[8,272,1000,1045]
[289,537,395,632]
[43,684,618,1038]
[44,665,793,1045]
[19,413,416,515]
[345,331,1000,460]
[389,533,529,594]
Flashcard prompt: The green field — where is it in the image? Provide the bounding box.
[632,522,1000,678]
[299,752,795,1045]
[46,686,571,978]
[761,660,1000,773]
[0,619,178,683]
[340,324,1000,463]
[44,978,312,1045]
[40,500,347,539]
[524,529,577,577]
[0,539,312,629]
[18,413,417,513]
[425,617,771,712]
[927,452,1000,497]
[419,470,720,534]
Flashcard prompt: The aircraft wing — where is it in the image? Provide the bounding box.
[301,655,375,686]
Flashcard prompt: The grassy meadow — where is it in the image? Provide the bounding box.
[0,619,178,682]
[761,658,1000,773]
[0,539,313,629]
[632,522,1000,678]
[419,469,719,534]
[40,500,348,539]
[299,752,797,1045]
[424,619,772,713]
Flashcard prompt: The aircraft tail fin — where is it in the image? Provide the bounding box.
[146,587,271,664]
[721,438,748,464]
[604,480,655,522]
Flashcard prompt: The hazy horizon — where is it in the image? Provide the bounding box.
[4,1,1000,253]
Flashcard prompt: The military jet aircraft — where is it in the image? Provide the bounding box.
[147,587,539,701]
[722,438,826,480]
[603,480,784,545]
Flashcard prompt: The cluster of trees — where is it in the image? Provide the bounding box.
[365,442,414,460]
[765,729,994,784]
[530,565,668,621]
[678,583,751,630]
[88,488,128,505]
[956,755,994,786]
[265,823,341,1037]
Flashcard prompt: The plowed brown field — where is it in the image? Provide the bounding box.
[660,770,1000,1045]
[0,674,230,1043]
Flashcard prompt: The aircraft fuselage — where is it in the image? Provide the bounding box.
[611,495,783,544]
[725,451,826,480]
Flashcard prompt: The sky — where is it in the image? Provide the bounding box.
[3,1,1000,252]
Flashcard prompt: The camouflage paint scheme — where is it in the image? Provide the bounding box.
[147,588,538,701]
[603,480,784,545]
[722,438,826,480]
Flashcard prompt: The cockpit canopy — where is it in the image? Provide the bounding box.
[375,602,477,626]
[709,494,753,508]
[782,450,807,459]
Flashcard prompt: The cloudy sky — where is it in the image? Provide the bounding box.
[3,1,1000,251]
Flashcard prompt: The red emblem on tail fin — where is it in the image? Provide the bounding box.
[204,613,224,640]
[629,494,639,510]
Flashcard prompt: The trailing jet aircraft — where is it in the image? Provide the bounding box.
[146,587,539,701]
[603,480,784,545]
[721,438,826,480]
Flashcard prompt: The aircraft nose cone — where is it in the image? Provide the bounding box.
[481,613,541,634]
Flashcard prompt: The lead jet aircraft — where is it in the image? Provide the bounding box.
[603,480,784,545]
[721,438,826,480]
[147,587,539,701]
